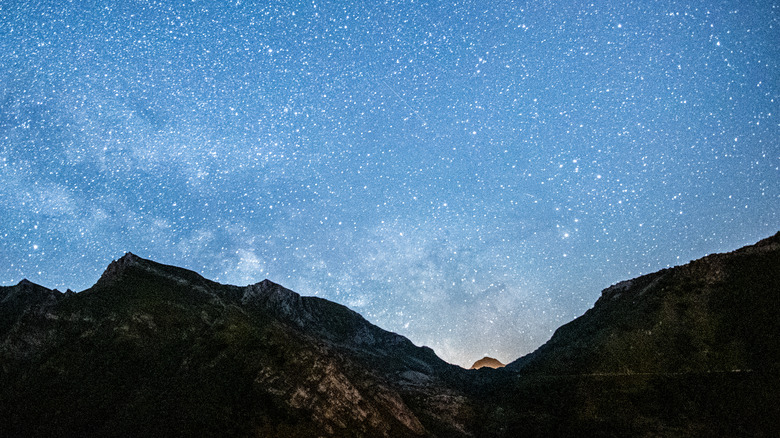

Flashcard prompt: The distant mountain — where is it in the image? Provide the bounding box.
[470,356,505,369]
[2,233,779,437]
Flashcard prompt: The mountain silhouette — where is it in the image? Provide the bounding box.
[1,232,779,436]
[507,231,780,375]
[1,252,469,437]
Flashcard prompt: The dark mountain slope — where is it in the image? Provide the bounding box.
[507,231,780,375]
[0,253,472,438]
[468,232,780,437]
[0,278,64,339]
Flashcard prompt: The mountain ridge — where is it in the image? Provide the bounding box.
[1,232,779,436]
[507,231,780,375]
[1,251,472,437]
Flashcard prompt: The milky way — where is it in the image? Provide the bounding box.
[1,0,778,366]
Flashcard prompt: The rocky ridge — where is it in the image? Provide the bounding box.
[1,232,779,437]
[507,231,780,376]
[1,253,471,437]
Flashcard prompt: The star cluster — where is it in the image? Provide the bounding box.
[1,0,778,366]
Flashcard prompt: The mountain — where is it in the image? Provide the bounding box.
[470,357,505,369]
[483,231,780,436]
[0,253,473,437]
[1,233,779,437]
[507,231,780,375]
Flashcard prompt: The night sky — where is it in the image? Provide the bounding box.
[1,0,778,367]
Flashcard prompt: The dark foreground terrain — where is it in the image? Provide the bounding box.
[2,232,779,437]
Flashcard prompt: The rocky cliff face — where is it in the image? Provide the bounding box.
[1,232,779,437]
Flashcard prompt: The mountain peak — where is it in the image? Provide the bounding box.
[12,278,50,293]
[95,252,144,287]
[257,278,279,289]
[93,253,221,293]
[1,278,57,307]
[241,278,301,307]
[118,251,140,263]
[470,356,505,369]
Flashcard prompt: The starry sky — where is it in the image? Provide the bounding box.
[1,0,778,367]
